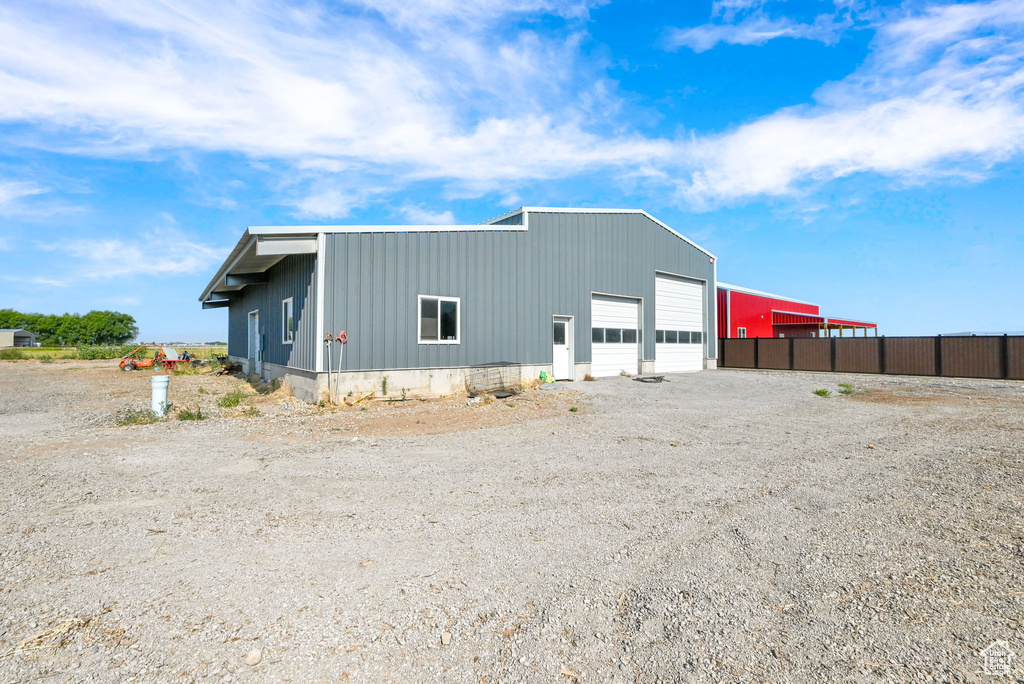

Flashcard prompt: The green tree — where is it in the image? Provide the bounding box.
[0,308,138,346]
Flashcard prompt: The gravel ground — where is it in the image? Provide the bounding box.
[1,360,1023,683]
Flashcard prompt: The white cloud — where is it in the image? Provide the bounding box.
[400,205,457,224]
[676,0,1024,205]
[0,0,1021,215]
[0,0,635,209]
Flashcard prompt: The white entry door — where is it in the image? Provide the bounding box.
[654,275,704,373]
[552,316,574,380]
[247,310,261,376]
[591,295,640,377]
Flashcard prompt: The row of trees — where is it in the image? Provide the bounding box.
[0,309,139,346]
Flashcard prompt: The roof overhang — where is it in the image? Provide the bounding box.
[199,228,317,303]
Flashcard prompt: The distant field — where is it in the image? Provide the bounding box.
[4,345,228,360]
[14,347,79,358]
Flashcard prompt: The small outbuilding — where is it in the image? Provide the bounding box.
[199,207,718,401]
[0,329,38,348]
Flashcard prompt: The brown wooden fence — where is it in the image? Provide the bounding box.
[718,336,1024,380]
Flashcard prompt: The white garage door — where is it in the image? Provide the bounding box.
[655,275,704,373]
[591,295,640,378]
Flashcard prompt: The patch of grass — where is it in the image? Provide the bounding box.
[813,389,832,397]
[217,388,247,408]
[172,364,201,375]
[0,348,26,360]
[10,347,78,359]
[177,405,205,421]
[39,357,54,364]
[400,387,407,401]
[838,382,855,395]
[569,406,578,412]
[197,386,209,395]
[240,405,261,418]
[381,376,388,396]
[115,407,158,426]
[77,344,138,360]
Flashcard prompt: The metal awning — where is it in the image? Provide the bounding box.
[823,317,876,328]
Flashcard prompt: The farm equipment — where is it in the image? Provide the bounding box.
[119,345,196,371]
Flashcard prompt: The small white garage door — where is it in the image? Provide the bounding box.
[591,295,640,377]
[655,275,704,373]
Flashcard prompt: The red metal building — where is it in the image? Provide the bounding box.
[717,283,877,339]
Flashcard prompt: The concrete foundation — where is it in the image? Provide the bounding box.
[231,357,560,403]
[228,357,716,404]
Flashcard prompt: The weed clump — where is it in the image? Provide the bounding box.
[115,407,159,426]
[0,349,25,360]
[177,405,205,421]
[813,389,832,397]
[217,388,247,408]
[838,382,855,395]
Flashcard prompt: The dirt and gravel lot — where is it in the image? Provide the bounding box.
[1,360,1023,683]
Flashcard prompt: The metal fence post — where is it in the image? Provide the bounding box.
[935,335,943,377]
[754,337,760,370]
[1002,334,1010,380]
[830,337,837,372]
[789,337,795,370]
[879,336,887,375]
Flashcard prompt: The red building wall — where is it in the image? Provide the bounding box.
[720,289,819,339]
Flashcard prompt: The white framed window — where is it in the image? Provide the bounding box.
[737,327,747,338]
[418,295,460,344]
[281,297,294,344]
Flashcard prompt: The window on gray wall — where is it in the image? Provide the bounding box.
[281,298,294,344]
[418,295,460,344]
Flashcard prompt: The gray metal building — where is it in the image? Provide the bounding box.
[199,208,717,401]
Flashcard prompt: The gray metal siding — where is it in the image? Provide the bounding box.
[322,212,715,371]
[226,254,317,370]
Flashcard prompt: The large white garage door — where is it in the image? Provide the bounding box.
[655,275,704,373]
[591,295,640,378]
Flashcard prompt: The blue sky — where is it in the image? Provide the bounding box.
[1,0,1022,340]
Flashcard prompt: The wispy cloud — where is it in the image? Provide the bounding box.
[0,180,46,211]
[400,205,457,224]
[34,217,225,284]
[675,0,1024,206]
[667,13,847,53]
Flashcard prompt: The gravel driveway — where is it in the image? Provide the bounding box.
[1,361,1023,683]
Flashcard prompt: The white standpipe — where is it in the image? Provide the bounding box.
[151,375,170,416]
